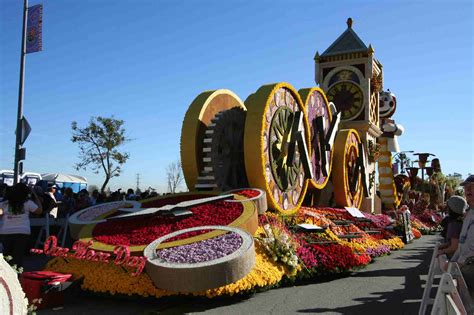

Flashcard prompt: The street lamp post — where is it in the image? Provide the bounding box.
[413,153,435,193]
[392,151,414,175]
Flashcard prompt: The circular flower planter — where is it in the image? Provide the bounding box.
[144,226,255,293]
[223,188,267,214]
[0,255,28,315]
[68,200,141,239]
[79,195,258,254]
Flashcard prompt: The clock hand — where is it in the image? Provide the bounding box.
[348,142,368,196]
[107,194,234,221]
[286,111,313,179]
[314,116,328,177]
[325,110,341,151]
[357,141,369,196]
[296,131,313,179]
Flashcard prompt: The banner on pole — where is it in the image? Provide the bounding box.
[26,4,43,54]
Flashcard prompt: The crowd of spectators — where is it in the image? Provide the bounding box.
[0,182,160,267]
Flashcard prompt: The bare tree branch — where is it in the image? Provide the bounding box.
[166,160,184,194]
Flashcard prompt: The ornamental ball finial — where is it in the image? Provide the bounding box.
[347,17,353,28]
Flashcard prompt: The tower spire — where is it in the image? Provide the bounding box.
[346,17,353,28]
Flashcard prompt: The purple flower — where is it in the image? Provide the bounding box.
[156,232,243,263]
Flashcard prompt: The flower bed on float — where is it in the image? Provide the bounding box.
[45,197,412,300]
[92,201,243,246]
[78,194,258,254]
[144,226,255,292]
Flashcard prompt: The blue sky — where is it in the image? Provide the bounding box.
[1,0,472,192]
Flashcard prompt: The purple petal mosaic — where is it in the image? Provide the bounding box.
[156,232,243,264]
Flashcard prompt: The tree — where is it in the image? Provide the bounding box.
[71,116,131,193]
[166,160,183,194]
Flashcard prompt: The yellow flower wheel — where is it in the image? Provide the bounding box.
[299,87,334,190]
[180,89,247,191]
[244,83,309,215]
[332,129,364,208]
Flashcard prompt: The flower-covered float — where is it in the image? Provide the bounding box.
[38,82,421,303]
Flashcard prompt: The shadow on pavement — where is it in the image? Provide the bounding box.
[297,238,438,315]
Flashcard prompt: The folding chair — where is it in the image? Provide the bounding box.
[32,212,51,249]
[431,273,467,315]
[420,243,443,315]
[56,213,70,248]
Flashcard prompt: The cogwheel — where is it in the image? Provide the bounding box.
[195,107,248,191]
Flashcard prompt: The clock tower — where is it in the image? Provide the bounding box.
[315,18,383,212]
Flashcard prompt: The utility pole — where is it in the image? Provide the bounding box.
[13,0,28,184]
[136,173,140,192]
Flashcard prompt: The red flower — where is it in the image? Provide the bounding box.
[92,201,243,246]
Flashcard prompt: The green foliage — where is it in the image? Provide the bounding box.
[71,116,131,192]
[431,171,446,185]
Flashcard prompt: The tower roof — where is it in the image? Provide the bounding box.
[321,18,368,57]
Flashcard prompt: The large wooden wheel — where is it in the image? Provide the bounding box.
[299,87,334,190]
[180,90,247,191]
[244,83,310,215]
[332,129,364,208]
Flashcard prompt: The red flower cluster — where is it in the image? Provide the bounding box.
[413,210,442,228]
[363,213,392,228]
[297,239,371,274]
[235,189,260,198]
[412,228,422,239]
[92,201,243,246]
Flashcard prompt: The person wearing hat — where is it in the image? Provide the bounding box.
[451,175,474,295]
[437,195,467,258]
[46,185,59,219]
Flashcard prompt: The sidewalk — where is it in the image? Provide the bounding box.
[37,234,441,315]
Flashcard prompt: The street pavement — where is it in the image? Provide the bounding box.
[37,234,441,315]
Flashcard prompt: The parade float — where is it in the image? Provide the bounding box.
[17,19,441,308]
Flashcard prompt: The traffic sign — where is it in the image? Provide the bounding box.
[20,117,31,145]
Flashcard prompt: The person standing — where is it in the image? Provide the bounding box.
[451,175,474,295]
[59,187,76,216]
[0,183,43,267]
[437,196,467,258]
[46,186,59,219]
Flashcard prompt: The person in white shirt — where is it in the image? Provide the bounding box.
[46,186,59,219]
[451,175,474,295]
[0,183,42,267]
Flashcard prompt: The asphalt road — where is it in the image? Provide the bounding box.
[37,234,440,315]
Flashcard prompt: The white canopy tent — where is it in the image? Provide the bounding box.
[41,173,87,193]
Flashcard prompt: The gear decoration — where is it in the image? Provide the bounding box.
[181,84,367,214]
[203,107,248,191]
[181,90,247,191]
[299,88,339,189]
[332,129,367,208]
[244,83,311,215]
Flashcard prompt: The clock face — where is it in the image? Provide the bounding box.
[244,83,310,215]
[332,129,365,208]
[299,88,334,189]
[326,82,364,120]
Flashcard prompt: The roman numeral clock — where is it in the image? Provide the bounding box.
[315,18,383,212]
[326,81,364,121]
